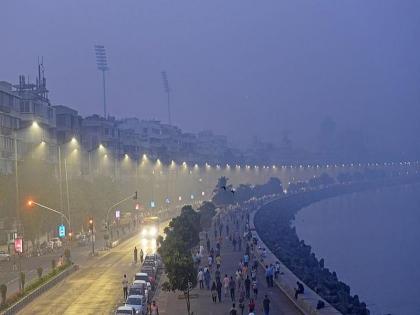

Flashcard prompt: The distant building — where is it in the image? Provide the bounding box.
[54,105,82,144]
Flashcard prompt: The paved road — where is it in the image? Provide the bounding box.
[17,228,160,315]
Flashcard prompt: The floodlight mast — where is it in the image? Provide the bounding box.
[161,71,171,125]
[94,45,109,118]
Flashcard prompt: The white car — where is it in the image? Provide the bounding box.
[115,305,135,315]
[0,251,10,262]
[125,295,145,315]
[48,238,62,249]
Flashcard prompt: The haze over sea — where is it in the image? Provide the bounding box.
[294,184,420,315]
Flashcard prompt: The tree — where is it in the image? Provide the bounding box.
[158,205,201,315]
[212,177,234,206]
[197,201,216,229]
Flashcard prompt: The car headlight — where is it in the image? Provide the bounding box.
[149,227,157,236]
[141,229,146,236]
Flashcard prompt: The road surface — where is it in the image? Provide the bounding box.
[18,227,162,315]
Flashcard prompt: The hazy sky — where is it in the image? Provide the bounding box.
[1,1,420,156]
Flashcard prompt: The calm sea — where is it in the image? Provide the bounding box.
[294,184,420,315]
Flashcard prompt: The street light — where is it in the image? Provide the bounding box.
[27,200,71,228]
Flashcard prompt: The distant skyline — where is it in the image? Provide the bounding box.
[1,1,420,157]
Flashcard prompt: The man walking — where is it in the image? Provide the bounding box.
[216,279,223,302]
[122,274,128,300]
[229,276,236,302]
[263,294,271,315]
[245,275,251,299]
[133,246,138,264]
[139,248,144,263]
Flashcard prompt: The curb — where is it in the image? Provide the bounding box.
[1,264,79,315]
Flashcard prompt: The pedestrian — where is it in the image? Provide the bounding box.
[229,276,236,302]
[139,248,144,263]
[230,303,238,315]
[265,265,270,287]
[252,279,258,300]
[248,298,256,313]
[150,300,159,315]
[215,267,221,283]
[122,274,128,300]
[223,274,230,297]
[211,282,217,303]
[238,291,245,315]
[216,279,223,302]
[134,246,138,264]
[294,281,304,299]
[207,238,211,253]
[274,261,280,279]
[245,275,251,299]
[208,255,213,270]
[204,268,211,289]
[198,269,204,289]
[262,294,270,315]
[216,254,221,269]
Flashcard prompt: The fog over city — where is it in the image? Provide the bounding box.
[1,2,420,315]
[2,0,420,159]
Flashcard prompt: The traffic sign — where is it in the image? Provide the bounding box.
[14,238,23,253]
[58,224,66,238]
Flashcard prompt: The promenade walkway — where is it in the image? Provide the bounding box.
[156,206,302,315]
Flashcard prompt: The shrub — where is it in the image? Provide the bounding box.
[0,284,7,305]
[37,267,43,279]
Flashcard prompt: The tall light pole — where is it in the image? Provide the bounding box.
[94,45,109,118]
[161,71,171,125]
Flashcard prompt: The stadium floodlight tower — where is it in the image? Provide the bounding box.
[94,45,109,118]
[161,71,172,125]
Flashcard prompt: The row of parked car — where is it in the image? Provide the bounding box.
[115,253,161,315]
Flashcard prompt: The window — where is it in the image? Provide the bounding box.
[20,101,30,113]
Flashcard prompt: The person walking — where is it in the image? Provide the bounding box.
[198,269,204,289]
[122,274,128,300]
[248,298,256,313]
[211,282,217,303]
[229,276,236,302]
[245,275,251,299]
[216,279,223,303]
[223,274,230,298]
[150,300,159,315]
[133,246,138,264]
[262,294,271,315]
[229,303,238,315]
[139,248,144,263]
[238,291,245,315]
[252,279,258,300]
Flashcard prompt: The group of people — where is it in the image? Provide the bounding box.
[196,207,272,315]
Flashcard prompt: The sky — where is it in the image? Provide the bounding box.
[1,1,420,157]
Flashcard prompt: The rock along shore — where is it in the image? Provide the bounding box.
[254,175,420,315]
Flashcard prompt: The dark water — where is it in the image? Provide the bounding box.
[294,184,420,315]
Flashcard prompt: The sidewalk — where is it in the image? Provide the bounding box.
[156,209,302,315]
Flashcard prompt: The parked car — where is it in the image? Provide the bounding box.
[125,295,145,315]
[115,305,135,315]
[48,238,62,249]
[0,251,10,262]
